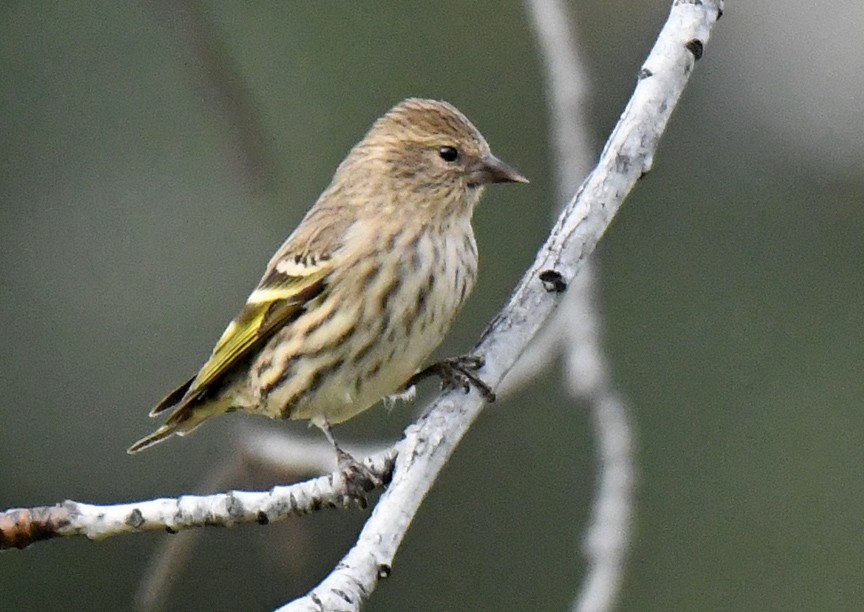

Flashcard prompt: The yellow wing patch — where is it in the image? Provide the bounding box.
[188,263,331,399]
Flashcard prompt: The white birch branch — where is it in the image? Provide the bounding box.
[0,451,395,549]
[131,427,389,612]
[134,455,248,612]
[282,1,723,609]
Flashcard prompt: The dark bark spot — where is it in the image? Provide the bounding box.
[685,39,704,60]
[539,269,567,293]
[125,508,145,529]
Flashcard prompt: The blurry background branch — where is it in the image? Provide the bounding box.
[522,1,636,611]
[284,1,723,609]
[141,0,277,194]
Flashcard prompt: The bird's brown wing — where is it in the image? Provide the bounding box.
[149,261,332,418]
[128,254,334,454]
[150,201,356,419]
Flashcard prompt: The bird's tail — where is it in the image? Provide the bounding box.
[127,394,230,454]
[126,423,178,454]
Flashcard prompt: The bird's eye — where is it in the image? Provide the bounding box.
[438,146,459,162]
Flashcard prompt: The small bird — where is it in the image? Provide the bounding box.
[128,98,527,457]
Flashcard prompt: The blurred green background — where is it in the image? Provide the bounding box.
[2,1,863,610]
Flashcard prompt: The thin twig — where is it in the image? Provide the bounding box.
[0,451,395,550]
[131,427,389,611]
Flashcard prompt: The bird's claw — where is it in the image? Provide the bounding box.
[406,355,496,402]
[336,449,382,506]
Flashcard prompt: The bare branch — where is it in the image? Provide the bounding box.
[526,0,594,196]
[131,427,391,611]
[0,451,396,550]
[282,1,724,609]
[134,455,246,612]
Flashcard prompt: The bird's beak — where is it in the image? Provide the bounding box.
[469,154,529,186]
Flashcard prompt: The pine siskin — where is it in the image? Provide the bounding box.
[128,98,527,455]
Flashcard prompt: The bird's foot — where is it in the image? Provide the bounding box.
[405,355,496,402]
[336,448,383,506]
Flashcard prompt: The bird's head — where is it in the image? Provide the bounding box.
[339,98,527,215]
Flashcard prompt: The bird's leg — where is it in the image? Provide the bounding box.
[318,419,382,499]
[404,355,496,403]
